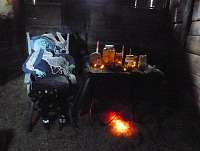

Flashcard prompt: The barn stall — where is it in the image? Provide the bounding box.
[0,0,200,150]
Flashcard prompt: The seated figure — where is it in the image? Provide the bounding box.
[22,35,75,129]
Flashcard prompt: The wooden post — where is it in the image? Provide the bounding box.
[181,0,195,50]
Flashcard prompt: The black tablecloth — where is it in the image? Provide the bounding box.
[72,62,165,116]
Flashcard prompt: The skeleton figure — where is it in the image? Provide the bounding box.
[22,37,75,78]
[54,32,69,54]
[42,32,69,54]
[22,36,75,128]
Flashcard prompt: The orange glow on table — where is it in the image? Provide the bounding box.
[94,64,97,67]
[123,67,127,71]
[100,64,105,70]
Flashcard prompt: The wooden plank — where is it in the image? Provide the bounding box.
[171,23,182,34]
[0,45,24,64]
[25,3,61,20]
[186,35,200,55]
[0,41,9,48]
[170,8,184,23]
[187,54,200,104]
[192,74,200,88]
[27,18,61,26]
[181,0,194,48]
[0,58,24,85]
[191,74,200,108]
[169,0,184,22]
[192,1,200,21]
[187,53,200,77]
[26,2,60,5]
[189,21,200,35]
[26,25,61,35]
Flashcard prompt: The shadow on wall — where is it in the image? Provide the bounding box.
[69,32,89,74]
[60,0,90,74]
[61,0,90,32]
[0,129,14,151]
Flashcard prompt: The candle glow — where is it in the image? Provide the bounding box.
[100,64,104,70]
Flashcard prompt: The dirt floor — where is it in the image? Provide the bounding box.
[0,75,200,151]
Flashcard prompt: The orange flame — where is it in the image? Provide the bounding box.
[106,111,138,138]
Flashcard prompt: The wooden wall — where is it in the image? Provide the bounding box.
[187,0,200,105]
[169,0,200,106]
[0,0,26,85]
[25,0,61,35]
[0,0,169,84]
[24,0,168,52]
[25,0,168,73]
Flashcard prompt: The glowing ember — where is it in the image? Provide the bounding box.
[106,111,137,138]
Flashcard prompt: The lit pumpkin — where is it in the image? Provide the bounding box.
[89,52,102,67]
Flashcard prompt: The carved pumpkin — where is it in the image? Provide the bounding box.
[89,52,102,66]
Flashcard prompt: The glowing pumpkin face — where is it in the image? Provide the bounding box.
[89,52,102,66]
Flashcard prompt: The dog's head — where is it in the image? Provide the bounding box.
[54,41,69,54]
[54,32,69,54]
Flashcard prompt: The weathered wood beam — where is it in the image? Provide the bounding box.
[181,0,195,49]
[192,1,200,21]
[187,53,200,77]
[165,0,171,10]
[187,35,200,55]
[189,21,200,35]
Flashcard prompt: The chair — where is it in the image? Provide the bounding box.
[23,32,77,131]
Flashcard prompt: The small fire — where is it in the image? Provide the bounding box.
[106,111,137,138]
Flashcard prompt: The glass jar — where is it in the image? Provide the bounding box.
[124,55,138,69]
[102,45,115,65]
[138,55,147,69]
[115,52,123,66]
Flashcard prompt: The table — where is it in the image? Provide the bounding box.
[72,61,165,119]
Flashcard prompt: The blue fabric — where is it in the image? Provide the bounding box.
[22,33,75,78]
[22,49,75,77]
[31,36,55,51]
[22,49,44,76]
[35,59,52,75]
[54,53,75,65]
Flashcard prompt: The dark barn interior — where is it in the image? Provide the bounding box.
[0,0,200,150]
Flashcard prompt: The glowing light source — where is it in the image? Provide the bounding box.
[33,0,36,5]
[113,119,129,132]
[106,111,137,138]
[100,64,104,70]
